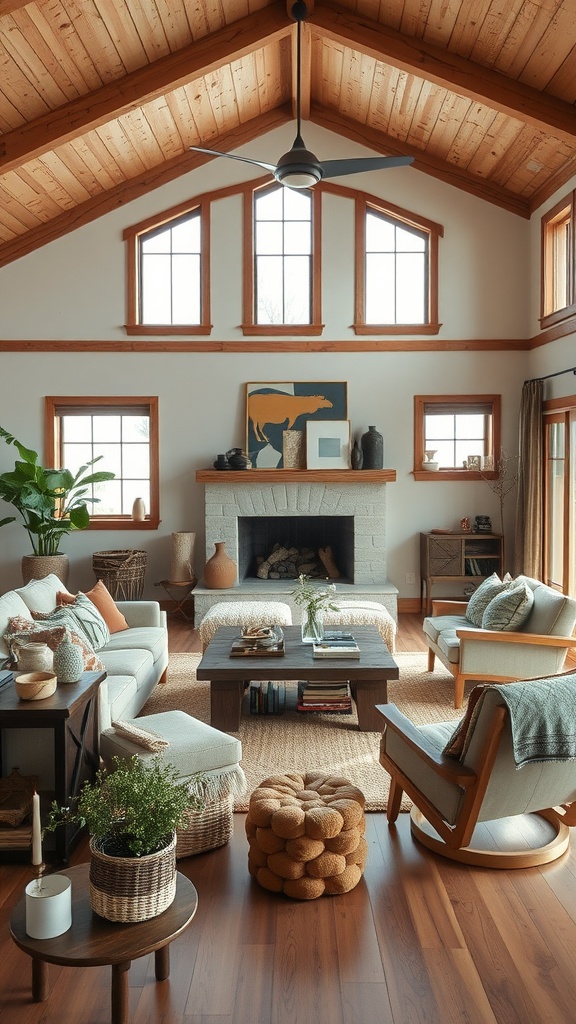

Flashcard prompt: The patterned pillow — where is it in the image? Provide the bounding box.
[465,572,510,627]
[57,581,129,633]
[481,580,535,631]
[33,595,110,651]
[5,615,104,671]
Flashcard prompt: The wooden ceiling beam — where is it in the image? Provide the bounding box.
[311,105,530,217]
[0,1,30,14]
[311,2,576,143]
[0,107,292,269]
[0,5,291,175]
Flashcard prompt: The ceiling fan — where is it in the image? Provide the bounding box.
[189,0,414,189]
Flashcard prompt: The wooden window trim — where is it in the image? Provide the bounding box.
[540,191,576,330]
[45,396,160,530]
[124,200,211,336]
[413,394,501,480]
[241,181,322,335]
[354,195,442,335]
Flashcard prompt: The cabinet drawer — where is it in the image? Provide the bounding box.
[428,538,461,575]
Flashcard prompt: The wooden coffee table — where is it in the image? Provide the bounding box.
[10,862,198,1024]
[197,625,399,732]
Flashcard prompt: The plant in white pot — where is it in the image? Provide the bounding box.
[0,426,115,584]
[44,755,204,922]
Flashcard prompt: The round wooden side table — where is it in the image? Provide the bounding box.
[10,862,198,1024]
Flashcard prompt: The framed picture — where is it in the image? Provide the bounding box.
[467,455,481,470]
[306,420,350,469]
[246,382,348,469]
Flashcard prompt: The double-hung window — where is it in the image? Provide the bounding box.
[45,397,159,529]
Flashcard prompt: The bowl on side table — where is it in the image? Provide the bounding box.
[15,672,57,701]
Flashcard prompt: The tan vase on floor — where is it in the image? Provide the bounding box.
[203,541,237,589]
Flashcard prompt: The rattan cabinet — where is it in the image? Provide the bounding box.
[420,532,503,614]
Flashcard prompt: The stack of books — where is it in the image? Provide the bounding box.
[297,681,352,714]
[312,631,360,659]
[249,681,286,714]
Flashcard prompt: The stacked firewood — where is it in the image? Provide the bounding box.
[256,543,340,580]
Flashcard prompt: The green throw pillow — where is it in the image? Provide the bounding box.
[465,572,510,627]
[32,594,110,651]
[481,580,534,631]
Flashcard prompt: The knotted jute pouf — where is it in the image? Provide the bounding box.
[245,772,367,900]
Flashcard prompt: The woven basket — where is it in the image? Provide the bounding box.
[92,549,147,601]
[89,833,176,922]
[176,794,234,858]
[0,769,39,827]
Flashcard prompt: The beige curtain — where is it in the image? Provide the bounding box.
[513,379,544,578]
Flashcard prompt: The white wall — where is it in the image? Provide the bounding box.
[0,124,546,600]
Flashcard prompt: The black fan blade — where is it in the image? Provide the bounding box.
[189,146,276,173]
[320,155,414,179]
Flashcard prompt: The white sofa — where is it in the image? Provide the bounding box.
[0,573,168,733]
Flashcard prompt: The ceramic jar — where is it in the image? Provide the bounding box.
[14,641,53,673]
[203,542,237,589]
[361,426,384,469]
[226,448,252,470]
[53,629,84,683]
[131,497,146,521]
[351,440,363,470]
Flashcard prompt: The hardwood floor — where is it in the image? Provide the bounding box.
[2,613,576,1023]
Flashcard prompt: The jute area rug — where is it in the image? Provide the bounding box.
[139,652,469,812]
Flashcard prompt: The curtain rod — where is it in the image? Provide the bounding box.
[527,365,576,383]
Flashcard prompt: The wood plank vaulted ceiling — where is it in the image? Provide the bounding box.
[1,0,576,270]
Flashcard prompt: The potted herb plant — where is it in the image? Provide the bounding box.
[0,426,115,584]
[291,573,339,643]
[44,755,204,922]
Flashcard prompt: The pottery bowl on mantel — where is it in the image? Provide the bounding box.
[15,671,57,701]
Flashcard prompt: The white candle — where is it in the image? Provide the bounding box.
[31,792,42,867]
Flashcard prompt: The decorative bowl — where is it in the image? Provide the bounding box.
[15,671,57,701]
[422,461,439,471]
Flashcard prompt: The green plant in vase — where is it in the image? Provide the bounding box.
[291,573,339,643]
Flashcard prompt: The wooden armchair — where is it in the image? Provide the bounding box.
[378,675,576,867]
[423,577,576,708]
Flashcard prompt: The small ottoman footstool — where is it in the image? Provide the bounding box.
[199,601,293,650]
[100,710,246,857]
[323,600,397,652]
[245,772,367,899]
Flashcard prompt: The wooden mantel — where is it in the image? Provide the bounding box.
[196,469,396,483]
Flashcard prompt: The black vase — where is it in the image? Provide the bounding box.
[351,440,363,470]
[361,426,384,469]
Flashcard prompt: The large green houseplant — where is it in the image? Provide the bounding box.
[0,426,114,582]
[45,754,204,922]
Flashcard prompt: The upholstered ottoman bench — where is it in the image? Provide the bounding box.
[323,600,397,653]
[245,772,367,899]
[100,710,246,857]
[199,600,293,650]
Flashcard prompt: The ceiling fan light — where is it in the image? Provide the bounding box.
[276,167,321,188]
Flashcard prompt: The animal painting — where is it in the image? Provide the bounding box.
[249,393,334,443]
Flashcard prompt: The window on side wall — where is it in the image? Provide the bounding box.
[242,182,322,335]
[355,198,442,335]
[413,396,501,480]
[124,201,211,336]
[541,191,576,330]
[45,398,159,529]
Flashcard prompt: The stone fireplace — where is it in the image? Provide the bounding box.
[194,470,398,625]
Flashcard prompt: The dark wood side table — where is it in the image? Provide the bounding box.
[0,670,105,861]
[10,862,198,1024]
[197,625,399,732]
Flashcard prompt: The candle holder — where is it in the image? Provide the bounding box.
[25,870,72,939]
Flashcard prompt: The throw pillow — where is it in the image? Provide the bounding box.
[57,580,129,633]
[5,615,104,671]
[31,597,110,652]
[481,580,535,631]
[465,572,510,627]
